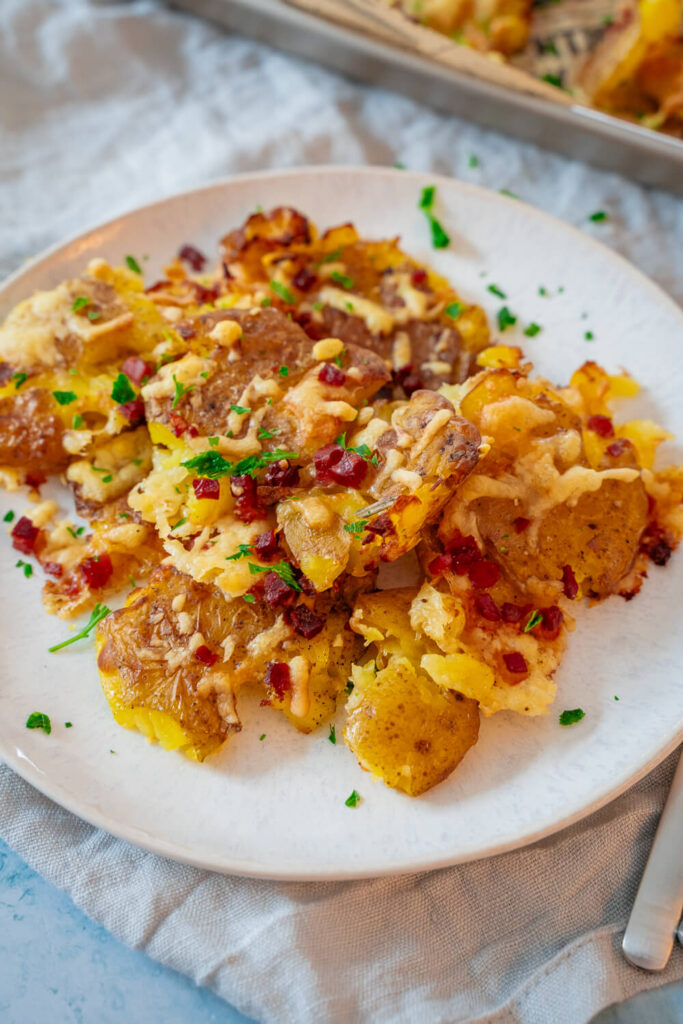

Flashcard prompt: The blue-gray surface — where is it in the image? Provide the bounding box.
[1,836,681,1024]
[0,838,253,1024]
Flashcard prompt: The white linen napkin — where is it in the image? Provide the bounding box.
[1,2,682,1022]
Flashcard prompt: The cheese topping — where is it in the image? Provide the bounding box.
[317,287,394,335]
[312,337,344,361]
[288,656,311,719]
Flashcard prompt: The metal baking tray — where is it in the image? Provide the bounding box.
[170,0,683,196]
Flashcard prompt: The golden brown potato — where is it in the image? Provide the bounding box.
[344,656,479,796]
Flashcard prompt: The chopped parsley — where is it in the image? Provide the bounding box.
[328,724,337,744]
[16,560,33,578]
[524,323,542,337]
[418,185,450,249]
[66,526,85,539]
[319,247,343,264]
[614,696,620,701]
[125,254,143,274]
[487,284,507,299]
[270,280,295,305]
[88,310,101,321]
[248,560,302,592]
[259,732,266,740]
[258,428,279,440]
[523,609,543,633]
[542,73,563,88]
[49,603,111,653]
[243,594,256,604]
[344,680,354,695]
[334,433,378,466]
[26,712,51,734]
[312,301,323,311]
[499,189,519,200]
[278,365,289,377]
[129,574,136,589]
[345,789,361,808]
[345,302,355,313]
[333,349,346,368]
[541,40,558,54]
[12,372,27,390]
[330,270,354,290]
[119,512,130,520]
[182,447,299,481]
[559,708,585,726]
[65,722,73,728]
[172,375,195,409]
[170,517,187,531]
[71,296,90,312]
[52,390,78,406]
[588,211,608,223]
[205,437,219,448]
[538,286,548,297]
[497,306,517,331]
[585,331,594,341]
[110,373,137,405]
[72,414,84,429]
[468,154,479,168]
[261,297,271,308]
[230,404,251,415]
[344,520,367,534]
[3,510,14,523]
[225,544,253,562]
[445,302,462,320]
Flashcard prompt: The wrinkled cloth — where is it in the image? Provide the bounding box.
[1,2,682,1023]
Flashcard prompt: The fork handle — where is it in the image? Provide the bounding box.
[622,747,683,970]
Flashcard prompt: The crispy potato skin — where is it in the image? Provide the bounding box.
[0,388,69,475]
[344,657,479,796]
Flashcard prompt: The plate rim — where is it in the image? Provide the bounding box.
[1,164,682,880]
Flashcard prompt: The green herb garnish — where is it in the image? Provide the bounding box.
[328,724,337,744]
[497,306,517,331]
[559,708,585,726]
[319,247,343,264]
[344,520,367,534]
[16,560,33,578]
[418,185,450,249]
[259,732,266,739]
[230,404,251,415]
[258,428,279,440]
[488,284,507,299]
[278,365,289,377]
[524,323,542,337]
[65,722,73,728]
[243,594,256,604]
[110,373,137,405]
[72,414,84,429]
[48,603,111,653]
[585,331,594,341]
[345,790,361,808]
[72,296,90,312]
[542,73,563,88]
[247,560,301,592]
[468,154,479,168]
[499,189,519,199]
[226,543,253,562]
[261,297,271,308]
[3,510,15,523]
[344,680,354,695]
[66,526,85,539]
[588,211,608,223]
[523,610,543,633]
[170,517,187,531]
[445,302,462,319]
[270,280,295,305]
[330,271,354,290]
[87,310,101,321]
[125,255,142,274]
[52,390,78,406]
[12,372,27,390]
[26,712,51,734]
[172,375,195,409]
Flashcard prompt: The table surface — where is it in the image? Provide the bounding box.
[0,836,681,1024]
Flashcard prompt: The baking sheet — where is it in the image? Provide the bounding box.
[169,0,683,195]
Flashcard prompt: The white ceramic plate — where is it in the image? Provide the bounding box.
[1,167,682,880]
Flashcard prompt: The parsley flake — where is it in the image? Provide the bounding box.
[261,297,271,308]
[52,390,78,406]
[16,560,33,578]
[344,680,354,695]
[72,414,84,429]
[345,790,361,808]
[278,365,289,377]
[259,732,266,740]
[523,610,543,633]
[230,404,251,415]
[468,154,479,168]
[588,211,608,223]
[258,428,279,440]
[125,255,143,274]
[538,286,548,297]
[110,373,136,405]
[66,526,85,539]
[524,323,542,337]
[497,306,517,331]
[49,603,111,653]
[499,189,520,200]
[312,301,323,311]
[328,724,337,744]
[170,517,187,531]
[418,185,450,249]
[26,712,51,734]
[330,270,354,290]
[585,331,594,341]
[226,543,253,562]
[320,247,343,264]
[172,375,195,409]
[243,594,256,604]
[445,302,462,320]
[87,310,101,321]
[3,510,15,523]
[270,280,295,305]
[488,284,507,299]
[559,708,585,726]
[542,73,563,88]
[344,520,367,534]
[65,722,73,728]
[12,372,27,390]
[72,296,90,312]
[248,560,302,592]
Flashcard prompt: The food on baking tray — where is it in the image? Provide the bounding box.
[390,0,532,55]
[575,0,683,136]
[2,206,682,797]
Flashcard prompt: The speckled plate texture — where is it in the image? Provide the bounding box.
[1,167,682,880]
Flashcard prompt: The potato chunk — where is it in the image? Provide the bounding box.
[344,657,479,796]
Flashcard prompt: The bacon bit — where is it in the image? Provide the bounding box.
[411,269,428,286]
[468,560,501,589]
[263,571,295,608]
[646,493,656,516]
[513,517,530,533]
[264,662,291,700]
[11,516,40,555]
[606,439,630,457]
[178,244,207,272]
[195,644,219,666]
[313,444,368,488]
[539,605,563,640]
[289,604,324,639]
[42,561,64,579]
[231,474,266,523]
[587,415,614,438]
[263,460,300,488]
[318,363,346,386]
[363,513,395,538]
[176,321,197,340]
[79,553,113,590]
[190,281,220,305]
[443,531,481,574]
[503,651,528,675]
[193,477,220,500]
[500,602,527,624]
[169,412,198,438]
[395,364,424,397]
[293,266,317,291]
[118,397,146,425]
[25,471,46,490]
[254,529,280,560]
[642,527,673,566]
[474,592,500,621]
[562,564,579,600]
[121,356,154,385]
[429,553,453,577]
[299,575,317,597]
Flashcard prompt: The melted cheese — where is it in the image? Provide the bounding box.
[312,337,344,360]
[288,656,311,719]
[141,352,211,401]
[318,287,394,335]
